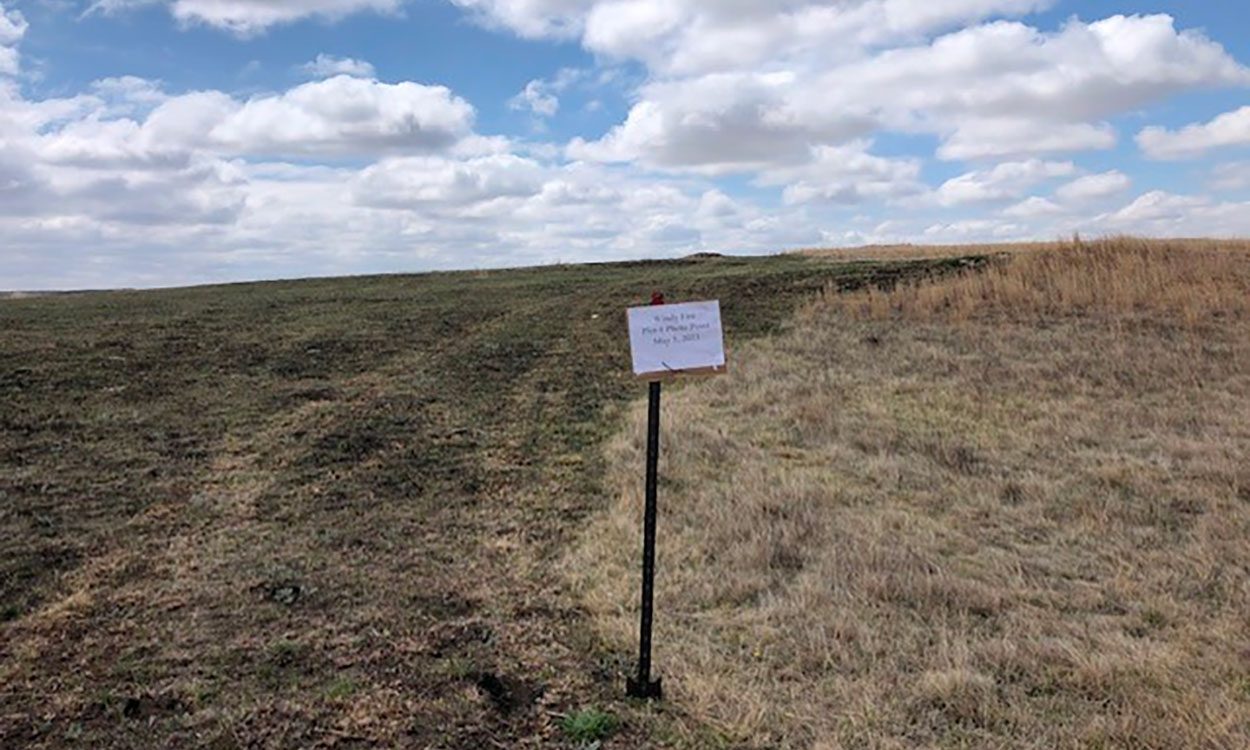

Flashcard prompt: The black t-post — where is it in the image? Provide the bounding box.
[627,379,663,700]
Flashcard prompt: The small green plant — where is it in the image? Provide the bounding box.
[560,708,619,744]
[266,638,302,666]
[326,677,356,700]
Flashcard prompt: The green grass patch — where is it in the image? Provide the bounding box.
[560,708,620,744]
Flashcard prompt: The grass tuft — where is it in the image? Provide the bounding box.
[560,708,620,744]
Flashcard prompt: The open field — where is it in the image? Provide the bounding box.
[798,237,1250,264]
[572,238,1250,748]
[0,253,971,749]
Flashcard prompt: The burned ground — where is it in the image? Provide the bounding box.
[0,255,965,749]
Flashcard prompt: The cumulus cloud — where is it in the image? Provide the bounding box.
[353,154,548,210]
[1,3,27,76]
[1104,190,1208,225]
[207,76,473,155]
[1002,196,1063,218]
[922,218,1028,242]
[509,80,559,117]
[1210,162,1250,192]
[0,47,497,287]
[91,76,168,108]
[569,14,1246,177]
[567,71,874,173]
[936,160,1075,206]
[301,54,376,79]
[457,0,1057,74]
[26,76,475,165]
[87,0,405,35]
[1138,106,1250,160]
[1055,170,1131,202]
[758,141,924,205]
[935,119,1116,161]
[448,0,595,40]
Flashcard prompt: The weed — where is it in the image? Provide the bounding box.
[560,708,620,744]
[325,677,356,701]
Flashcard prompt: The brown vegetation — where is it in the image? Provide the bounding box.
[3,256,954,749]
[570,237,1250,748]
[821,236,1250,325]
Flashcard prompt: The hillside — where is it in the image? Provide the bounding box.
[0,254,968,749]
[573,238,1250,748]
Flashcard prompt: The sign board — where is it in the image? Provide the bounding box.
[627,300,726,378]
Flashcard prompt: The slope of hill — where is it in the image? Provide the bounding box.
[573,238,1250,748]
[0,255,970,749]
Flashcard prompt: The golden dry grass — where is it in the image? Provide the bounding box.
[820,236,1250,325]
[798,240,1061,263]
[568,237,1250,748]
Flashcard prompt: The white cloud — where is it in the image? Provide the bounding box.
[0,3,27,76]
[1210,162,1250,192]
[301,54,376,79]
[457,0,1057,74]
[1002,196,1063,218]
[758,141,924,205]
[922,218,1029,242]
[449,0,594,40]
[510,67,589,118]
[1054,170,1131,202]
[569,14,1246,176]
[1138,106,1250,160]
[204,76,474,156]
[353,153,548,209]
[91,76,168,106]
[13,75,474,166]
[936,159,1074,206]
[1073,190,1250,240]
[509,80,559,117]
[1103,190,1207,225]
[87,0,405,35]
[935,119,1116,161]
[567,71,874,173]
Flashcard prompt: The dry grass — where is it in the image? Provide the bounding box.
[821,236,1250,325]
[798,240,1062,263]
[569,237,1250,748]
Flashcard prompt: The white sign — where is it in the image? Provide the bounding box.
[627,300,726,377]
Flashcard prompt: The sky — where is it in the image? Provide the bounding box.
[2,1,1249,289]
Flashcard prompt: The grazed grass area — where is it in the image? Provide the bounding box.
[571,238,1250,748]
[0,254,966,749]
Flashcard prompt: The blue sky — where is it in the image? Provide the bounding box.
[2,0,1249,289]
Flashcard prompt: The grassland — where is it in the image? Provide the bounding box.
[0,253,968,749]
[572,238,1250,748]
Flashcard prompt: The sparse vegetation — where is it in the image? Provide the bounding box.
[571,237,1250,748]
[822,235,1250,324]
[0,254,963,748]
[560,707,620,744]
